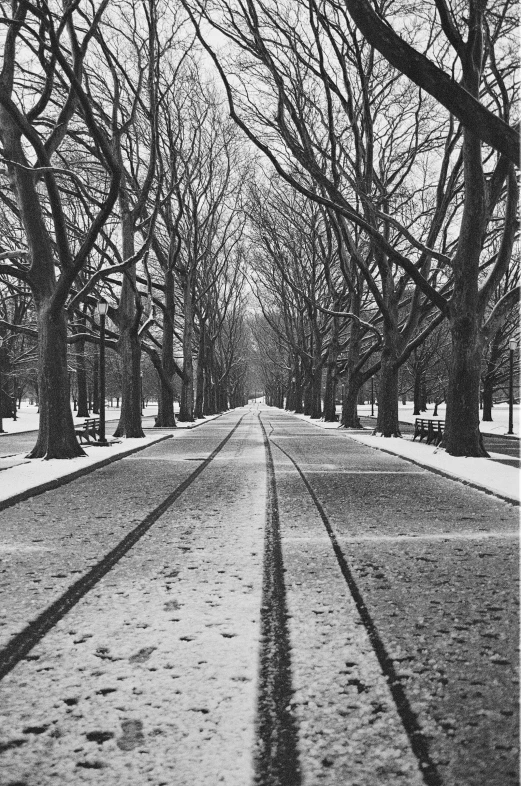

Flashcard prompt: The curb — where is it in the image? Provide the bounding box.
[349,439,519,507]
[298,415,519,507]
[0,434,172,513]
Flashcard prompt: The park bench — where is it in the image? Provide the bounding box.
[75,417,101,444]
[413,418,445,446]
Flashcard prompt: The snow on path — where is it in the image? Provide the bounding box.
[0,416,266,785]
[0,415,222,507]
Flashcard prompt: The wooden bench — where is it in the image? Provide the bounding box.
[413,418,445,446]
[75,417,101,444]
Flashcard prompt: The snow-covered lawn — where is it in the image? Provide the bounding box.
[0,404,212,435]
[354,402,519,437]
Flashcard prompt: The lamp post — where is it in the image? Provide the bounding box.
[371,377,374,417]
[96,300,109,445]
[507,339,517,435]
[0,336,4,433]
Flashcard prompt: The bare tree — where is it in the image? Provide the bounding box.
[0,0,121,457]
[183,0,519,455]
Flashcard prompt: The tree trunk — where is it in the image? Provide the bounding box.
[309,368,322,419]
[340,317,362,428]
[375,285,401,437]
[323,357,338,422]
[375,329,401,437]
[76,328,89,417]
[194,322,206,420]
[27,302,85,459]
[154,269,177,427]
[113,270,145,438]
[482,379,493,421]
[178,272,194,422]
[412,368,422,416]
[341,376,363,428]
[445,312,487,455]
[92,353,100,415]
[113,187,144,438]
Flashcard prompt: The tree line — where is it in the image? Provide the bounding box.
[0,0,251,457]
[0,0,518,459]
[185,0,519,456]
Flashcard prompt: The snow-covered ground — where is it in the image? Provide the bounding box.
[291,411,519,504]
[355,401,519,437]
[0,404,211,435]
[249,399,519,436]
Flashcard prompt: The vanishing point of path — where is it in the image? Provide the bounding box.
[0,406,518,786]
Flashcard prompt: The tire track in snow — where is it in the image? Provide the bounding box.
[0,414,246,681]
[255,414,302,786]
[265,417,443,786]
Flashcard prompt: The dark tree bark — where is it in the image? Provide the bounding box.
[113,279,144,437]
[341,375,362,429]
[92,353,100,415]
[194,321,206,420]
[28,301,83,458]
[482,379,493,421]
[178,269,195,422]
[75,321,89,418]
[412,368,422,416]
[154,269,177,427]
[375,311,401,438]
[113,208,145,438]
[322,344,338,422]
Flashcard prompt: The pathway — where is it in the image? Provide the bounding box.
[0,407,518,785]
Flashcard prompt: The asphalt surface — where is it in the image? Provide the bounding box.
[0,407,518,785]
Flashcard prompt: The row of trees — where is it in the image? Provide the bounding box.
[0,0,251,457]
[247,177,519,426]
[185,0,519,456]
[0,0,518,459]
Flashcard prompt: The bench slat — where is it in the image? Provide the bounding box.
[75,418,101,444]
[413,418,445,446]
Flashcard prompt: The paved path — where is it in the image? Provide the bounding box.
[0,407,518,785]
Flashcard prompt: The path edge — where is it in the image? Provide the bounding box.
[0,435,172,513]
[295,415,519,507]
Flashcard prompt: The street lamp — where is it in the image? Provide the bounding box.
[0,336,4,433]
[507,339,517,435]
[96,300,109,445]
[371,377,375,417]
